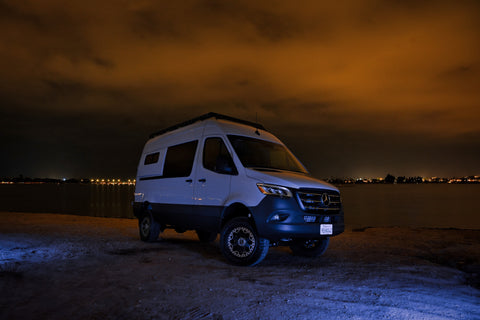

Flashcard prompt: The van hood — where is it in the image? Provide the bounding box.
[245,168,338,192]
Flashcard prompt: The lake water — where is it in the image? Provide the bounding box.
[339,184,479,229]
[0,184,478,229]
[0,184,135,219]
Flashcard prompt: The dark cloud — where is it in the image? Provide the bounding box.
[0,0,479,178]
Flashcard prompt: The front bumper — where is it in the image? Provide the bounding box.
[249,194,344,242]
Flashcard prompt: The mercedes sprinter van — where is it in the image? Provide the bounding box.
[133,113,344,265]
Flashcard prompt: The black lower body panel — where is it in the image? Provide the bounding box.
[249,196,344,242]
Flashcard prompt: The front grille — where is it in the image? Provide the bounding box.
[296,189,342,213]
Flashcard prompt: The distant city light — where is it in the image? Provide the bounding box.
[1,178,136,185]
[0,176,478,185]
[90,178,136,185]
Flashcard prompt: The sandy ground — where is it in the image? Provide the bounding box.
[0,212,479,320]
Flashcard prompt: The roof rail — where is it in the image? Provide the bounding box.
[149,112,266,139]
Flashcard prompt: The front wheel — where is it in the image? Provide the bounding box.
[289,238,330,257]
[138,212,161,242]
[220,217,269,266]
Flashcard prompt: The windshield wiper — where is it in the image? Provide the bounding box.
[247,167,308,174]
[247,167,281,172]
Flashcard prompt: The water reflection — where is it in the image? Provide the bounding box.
[1,184,479,228]
[89,184,134,218]
[0,184,135,218]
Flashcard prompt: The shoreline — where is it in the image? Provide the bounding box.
[3,210,480,231]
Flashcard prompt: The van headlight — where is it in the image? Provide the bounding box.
[257,183,292,198]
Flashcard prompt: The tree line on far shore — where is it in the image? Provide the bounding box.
[2,174,479,185]
[326,174,479,185]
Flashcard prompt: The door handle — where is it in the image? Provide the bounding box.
[198,178,206,183]
[186,179,193,183]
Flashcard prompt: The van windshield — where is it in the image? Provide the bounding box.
[227,135,308,174]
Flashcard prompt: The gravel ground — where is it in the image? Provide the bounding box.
[1,212,479,320]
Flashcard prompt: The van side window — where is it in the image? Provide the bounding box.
[144,152,160,165]
[203,138,237,175]
[163,141,198,178]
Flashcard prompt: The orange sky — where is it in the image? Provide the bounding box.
[0,0,479,178]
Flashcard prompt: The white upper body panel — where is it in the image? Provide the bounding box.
[135,114,337,207]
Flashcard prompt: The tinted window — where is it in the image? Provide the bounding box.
[163,141,198,178]
[203,138,237,175]
[228,135,307,174]
[144,152,160,165]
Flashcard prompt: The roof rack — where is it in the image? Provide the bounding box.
[149,112,266,139]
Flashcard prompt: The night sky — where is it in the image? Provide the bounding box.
[1,0,479,179]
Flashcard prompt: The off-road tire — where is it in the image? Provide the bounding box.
[220,217,269,266]
[138,211,161,242]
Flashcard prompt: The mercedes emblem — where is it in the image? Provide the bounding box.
[321,193,330,206]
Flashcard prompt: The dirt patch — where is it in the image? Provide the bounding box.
[1,212,479,320]
[107,247,167,256]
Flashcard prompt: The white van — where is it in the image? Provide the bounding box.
[133,113,344,266]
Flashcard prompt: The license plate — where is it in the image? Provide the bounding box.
[320,224,333,235]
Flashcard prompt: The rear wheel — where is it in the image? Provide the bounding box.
[289,238,330,257]
[220,217,269,266]
[139,211,161,242]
